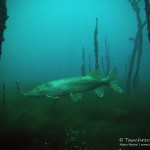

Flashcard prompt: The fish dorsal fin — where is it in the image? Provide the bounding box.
[90,70,100,79]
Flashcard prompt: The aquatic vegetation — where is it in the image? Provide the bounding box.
[0,92,150,149]
[64,129,87,149]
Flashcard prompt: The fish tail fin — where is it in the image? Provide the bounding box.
[107,68,123,93]
[15,81,25,95]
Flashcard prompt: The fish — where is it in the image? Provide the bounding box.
[17,68,123,102]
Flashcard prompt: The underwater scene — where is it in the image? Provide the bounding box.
[0,0,150,149]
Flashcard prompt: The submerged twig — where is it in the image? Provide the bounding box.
[50,99,59,112]
[81,46,86,76]
[101,56,106,76]
[89,53,91,73]
[94,18,99,70]
[15,81,21,93]
[3,83,5,111]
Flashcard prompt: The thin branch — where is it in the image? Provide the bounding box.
[128,0,140,12]
[142,20,147,29]
[128,0,132,3]
[137,0,142,4]
[129,37,135,42]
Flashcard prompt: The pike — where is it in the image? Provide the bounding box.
[16,68,123,102]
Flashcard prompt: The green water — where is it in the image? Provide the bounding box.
[0,85,150,150]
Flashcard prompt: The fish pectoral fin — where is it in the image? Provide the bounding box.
[94,88,104,98]
[46,94,59,99]
[70,93,82,102]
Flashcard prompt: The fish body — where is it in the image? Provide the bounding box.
[18,68,123,101]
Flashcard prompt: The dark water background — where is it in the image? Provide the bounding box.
[0,0,150,149]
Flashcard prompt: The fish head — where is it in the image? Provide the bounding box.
[25,85,47,96]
